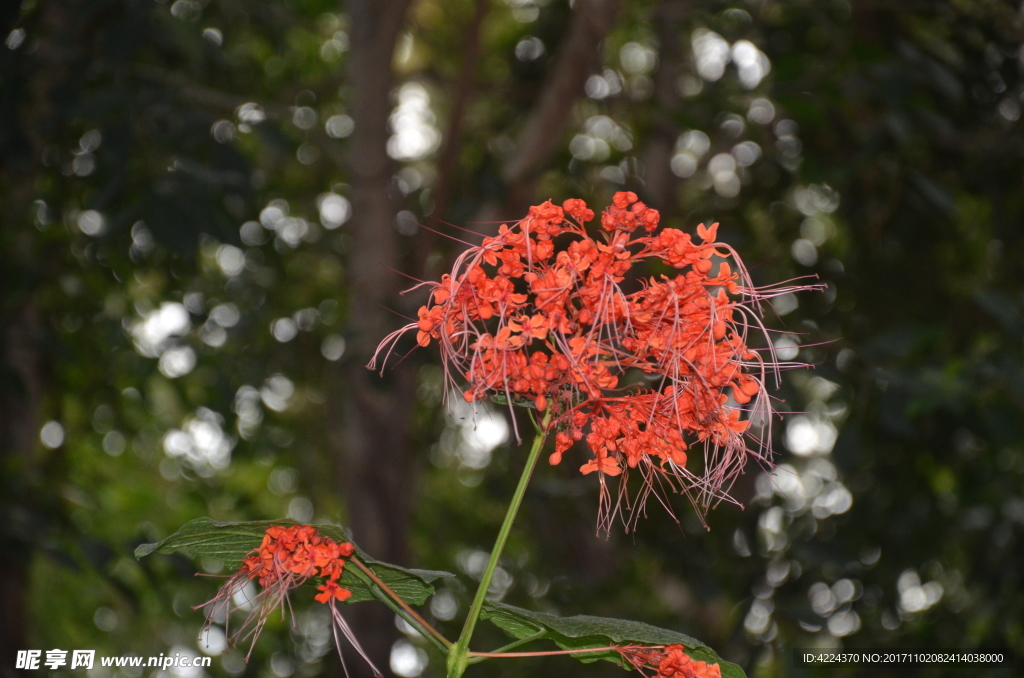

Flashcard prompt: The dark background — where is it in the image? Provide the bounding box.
[2,1,1023,677]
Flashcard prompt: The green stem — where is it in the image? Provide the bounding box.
[377,589,452,656]
[446,410,552,678]
[347,559,451,655]
[466,629,546,665]
[470,645,623,659]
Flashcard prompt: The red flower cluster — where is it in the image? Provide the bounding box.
[197,525,379,675]
[654,645,723,678]
[240,524,355,604]
[373,192,810,527]
[619,645,723,678]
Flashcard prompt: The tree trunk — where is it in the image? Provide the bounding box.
[331,1,415,675]
[501,0,623,215]
[1,2,46,672]
[638,0,687,216]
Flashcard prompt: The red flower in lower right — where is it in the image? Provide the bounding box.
[619,644,723,678]
[655,645,722,678]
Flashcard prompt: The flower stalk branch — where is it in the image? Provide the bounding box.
[471,629,547,660]
[469,645,645,659]
[347,557,452,653]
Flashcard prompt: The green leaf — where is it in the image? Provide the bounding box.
[489,393,536,408]
[135,518,453,605]
[480,601,745,677]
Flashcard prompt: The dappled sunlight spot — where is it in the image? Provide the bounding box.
[320,29,349,62]
[429,590,458,621]
[772,334,800,361]
[793,183,840,216]
[209,303,240,328]
[775,119,803,170]
[395,210,419,236]
[390,640,427,678]
[456,549,489,580]
[504,0,540,23]
[321,334,346,361]
[294,607,333,663]
[620,42,656,75]
[259,199,315,247]
[515,36,545,61]
[387,82,440,161]
[6,28,26,49]
[438,393,509,471]
[692,29,730,81]
[201,27,222,46]
[271,317,298,342]
[747,98,775,124]
[791,239,817,266]
[40,420,65,448]
[77,210,106,236]
[708,152,740,197]
[785,415,838,456]
[132,302,191,358]
[198,625,227,655]
[260,374,294,412]
[317,192,351,229]
[163,408,235,476]
[324,114,354,138]
[731,40,771,89]
[758,506,787,552]
[800,216,836,247]
[239,220,266,246]
[94,607,117,631]
[234,386,263,439]
[270,653,294,678]
[811,483,852,518]
[215,245,245,277]
[168,645,204,678]
[211,120,234,143]
[692,30,771,89]
[671,130,710,178]
[827,609,861,637]
[732,141,761,167]
[292,106,317,130]
[287,497,314,522]
[487,566,514,600]
[897,569,943,614]
[296,143,320,165]
[743,598,773,635]
[267,467,299,495]
[200,321,227,347]
[773,293,798,316]
[103,430,126,456]
[570,116,631,162]
[585,69,623,100]
[159,346,196,378]
[758,458,851,521]
[235,102,265,133]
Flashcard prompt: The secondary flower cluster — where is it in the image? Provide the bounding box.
[655,645,723,678]
[240,524,355,604]
[620,645,723,678]
[198,525,379,674]
[373,192,808,526]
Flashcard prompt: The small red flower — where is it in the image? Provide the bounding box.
[196,525,380,676]
[654,645,722,678]
[617,645,722,678]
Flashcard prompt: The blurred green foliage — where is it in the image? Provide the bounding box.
[2,1,1024,677]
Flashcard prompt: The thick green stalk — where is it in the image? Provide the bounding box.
[446,411,551,678]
